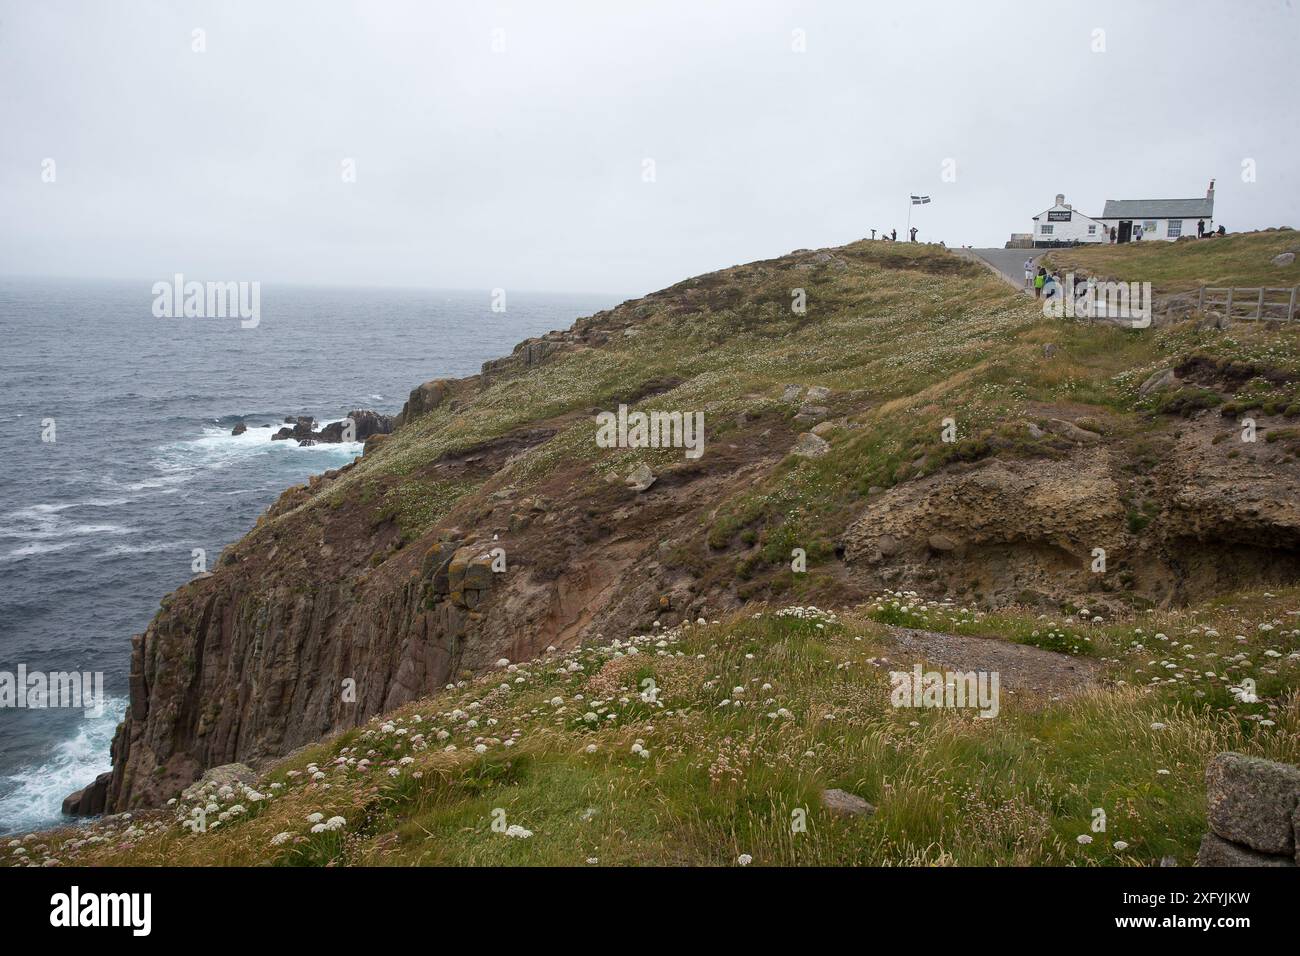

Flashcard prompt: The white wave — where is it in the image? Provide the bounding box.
[151,422,363,473]
[0,697,127,836]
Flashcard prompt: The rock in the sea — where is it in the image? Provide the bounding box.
[1205,752,1300,855]
[271,427,293,441]
[821,788,875,817]
[1197,832,1295,867]
[231,423,247,436]
[317,409,394,443]
[626,463,656,492]
[790,432,830,458]
[61,771,113,817]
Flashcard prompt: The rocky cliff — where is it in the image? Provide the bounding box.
[87,237,1300,813]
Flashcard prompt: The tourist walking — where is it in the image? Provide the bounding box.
[1023,257,1034,286]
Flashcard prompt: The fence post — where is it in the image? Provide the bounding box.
[1257,288,1265,320]
[1226,288,1233,318]
[1290,286,1297,323]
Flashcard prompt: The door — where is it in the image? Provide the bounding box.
[1118,220,1132,243]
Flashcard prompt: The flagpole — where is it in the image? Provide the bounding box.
[907,194,913,241]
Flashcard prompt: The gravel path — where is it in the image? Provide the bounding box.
[882,626,1102,700]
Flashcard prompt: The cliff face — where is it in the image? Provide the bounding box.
[94,238,1300,812]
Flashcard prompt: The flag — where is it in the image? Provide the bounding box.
[911,195,931,205]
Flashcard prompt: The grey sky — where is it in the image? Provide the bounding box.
[1,0,1297,296]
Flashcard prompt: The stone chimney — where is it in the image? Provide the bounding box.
[1207,178,1215,201]
[1055,193,1065,207]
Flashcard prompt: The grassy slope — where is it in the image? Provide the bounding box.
[8,590,1297,867]
[268,236,1300,611]
[1043,228,1300,294]
[8,236,1300,867]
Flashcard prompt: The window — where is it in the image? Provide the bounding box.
[1143,221,1156,232]
[1088,225,1097,234]
[1040,224,1053,235]
[1168,219,1182,237]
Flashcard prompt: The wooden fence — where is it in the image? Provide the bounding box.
[1197,285,1298,322]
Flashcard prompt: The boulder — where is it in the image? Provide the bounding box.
[1196,832,1295,867]
[1271,252,1296,268]
[805,385,832,402]
[626,463,656,493]
[1138,368,1178,396]
[447,547,497,608]
[821,788,875,817]
[796,404,830,421]
[1205,752,1300,855]
[394,379,452,428]
[781,384,803,403]
[1046,418,1101,443]
[927,533,960,552]
[790,432,830,458]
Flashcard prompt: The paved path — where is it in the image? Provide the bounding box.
[956,248,1039,292]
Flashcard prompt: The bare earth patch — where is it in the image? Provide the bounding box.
[882,625,1102,700]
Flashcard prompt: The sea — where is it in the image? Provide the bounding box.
[0,277,617,834]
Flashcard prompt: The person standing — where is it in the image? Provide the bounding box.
[1197,219,1205,238]
[1023,257,1034,287]
[909,226,918,242]
[1134,223,1143,241]
[1034,266,1046,298]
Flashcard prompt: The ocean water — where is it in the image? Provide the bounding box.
[0,277,617,834]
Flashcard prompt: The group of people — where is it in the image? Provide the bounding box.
[1024,259,1077,299]
[869,227,921,242]
[1105,219,1226,243]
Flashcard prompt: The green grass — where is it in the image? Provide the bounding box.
[1044,229,1300,294]
[13,588,1298,868]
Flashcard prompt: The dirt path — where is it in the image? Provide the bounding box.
[882,626,1102,700]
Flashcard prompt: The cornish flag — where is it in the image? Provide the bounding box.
[911,195,931,204]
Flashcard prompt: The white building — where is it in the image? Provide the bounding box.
[1031,194,1107,246]
[1027,182,1216,246]
[1096,181,1215,243]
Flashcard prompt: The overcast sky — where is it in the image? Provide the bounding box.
[1,0,1297,296]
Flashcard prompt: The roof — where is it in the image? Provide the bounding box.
[1100,198,1213,219]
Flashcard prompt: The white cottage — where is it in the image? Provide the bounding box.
[1096,181,1215,243]
[1031,194,1107,246]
